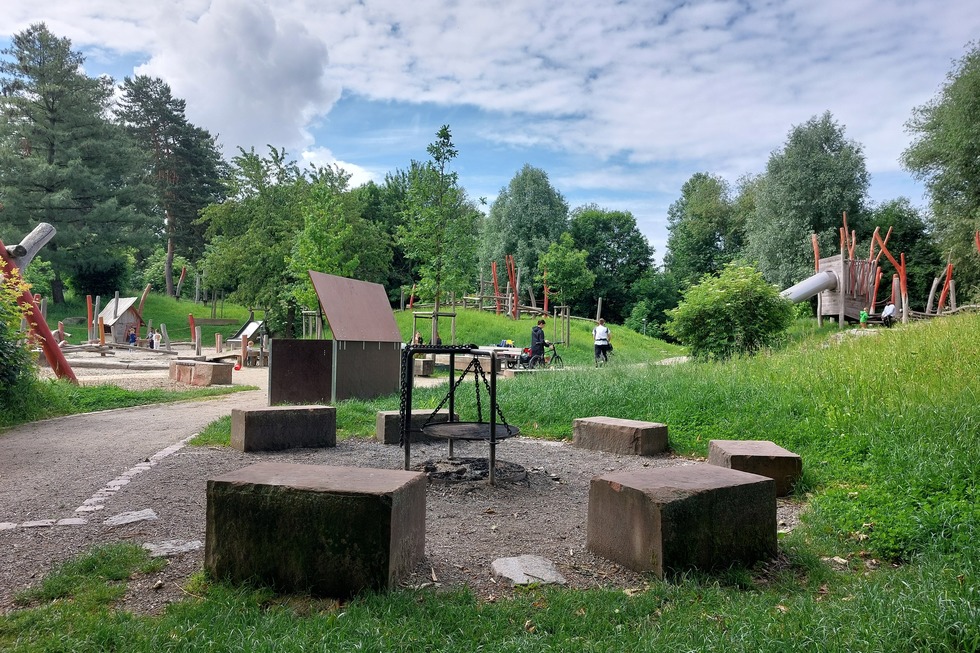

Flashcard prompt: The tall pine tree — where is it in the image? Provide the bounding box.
[117,75,224,296]
[0,23,154,301]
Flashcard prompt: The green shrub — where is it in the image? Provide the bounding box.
[0,272,36,409]
[665,263,794,359]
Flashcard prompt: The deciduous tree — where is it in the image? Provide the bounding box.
[903,43,980,297]
[745,112,869,289]
[398,126,478,344]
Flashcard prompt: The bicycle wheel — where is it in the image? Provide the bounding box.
[529,355,544,369]
[551,353,564,369]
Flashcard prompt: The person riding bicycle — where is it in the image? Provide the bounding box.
[530,319,549,366]
[593,318,611,365]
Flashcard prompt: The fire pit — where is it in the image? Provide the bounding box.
[415,457,528,484]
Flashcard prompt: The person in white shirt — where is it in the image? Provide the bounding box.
[592,318,611,366]
[881,302,896,327]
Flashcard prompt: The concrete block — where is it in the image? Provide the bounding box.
[573,416,668,456]
[707,440,802,496]
[413,357,435,376]
[231,405,336,452]
[206,462,426,597]
[587,464,775,577]
[376,409,459,445]
[170,360,233,386]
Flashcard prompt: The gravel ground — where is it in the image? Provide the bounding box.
[1,350,802,614]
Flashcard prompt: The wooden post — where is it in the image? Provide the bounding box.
[216,333,223,353]
[596,297,603,322]
[160,324,171,351]
[240,333,248,366]
[195,326,202,356]
[87,295,94,342]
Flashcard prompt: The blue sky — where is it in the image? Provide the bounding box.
[3,1,979,260]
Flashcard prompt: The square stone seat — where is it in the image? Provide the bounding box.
[169,360,233,386]
[376,409,458,445]
[707,439,802,496]
[573,416,668,456]
[205,462,426,597]
[231,405,336,452]
[587,464,775,577]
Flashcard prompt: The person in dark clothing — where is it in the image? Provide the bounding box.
[530,319,548,363]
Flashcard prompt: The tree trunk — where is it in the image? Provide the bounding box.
[165,210,176,297]
[51,273,66,305]
[431,294,441,345]
[285,302,296,339]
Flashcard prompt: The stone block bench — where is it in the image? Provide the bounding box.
[231,405,336,452]
[376,409,458,445]
[707,440,802,496]
[587,464,775,578]
[413,357,435,377]
[206,462,426,597]
[573,416,668,456]
[170,360,233,386]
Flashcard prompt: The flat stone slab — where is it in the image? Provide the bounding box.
[104,509,159,526]
[231,405,336,452]
[376,409,458,445]
[707,440,802,496]
[491,555,567,586]
[206,462,426,597]
[144,540,204,557]
[573,416,668,456]
[170,360,233,386]
[587,464,776,577]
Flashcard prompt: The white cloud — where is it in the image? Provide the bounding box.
[299,147,377,188]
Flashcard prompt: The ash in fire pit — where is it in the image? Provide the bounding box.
[416,458,528,485]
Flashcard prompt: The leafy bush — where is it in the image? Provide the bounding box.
[68,254,133,297]
[0,271,36,409]
[665,263,793,359]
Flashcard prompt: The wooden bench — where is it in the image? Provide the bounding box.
[231,405,336,452]
[206,463,426,597]
[587,464,776,577]
[707,440,802,496]
[572,416,668,456]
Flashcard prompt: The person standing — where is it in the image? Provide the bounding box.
[147,328,156,349]
[881,302,896,327]
[530,319,547,365]
[153,328,162,350]
[593,318,611,366]
[859,307,869,329]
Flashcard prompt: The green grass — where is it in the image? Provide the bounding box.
[0,378,250,430]
[3,312,979,651]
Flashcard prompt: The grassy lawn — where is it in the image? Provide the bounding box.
[3,312,978,651]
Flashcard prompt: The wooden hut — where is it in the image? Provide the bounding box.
[98,297,143,344]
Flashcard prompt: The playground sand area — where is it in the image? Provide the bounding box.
[12,349,803,615]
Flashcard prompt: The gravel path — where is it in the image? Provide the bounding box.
[1,351,802,614]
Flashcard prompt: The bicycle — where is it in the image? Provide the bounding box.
[529,341,564,370]
[594,343,611,367]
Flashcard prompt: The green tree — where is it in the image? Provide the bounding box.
[666,263,794,360]
[398,125,478,344]
[536,233,594,307]
[0,23,155,302]
[288,165,392,309]
[480,164,568,285]
[868,198,940,309]
[745,111,870,289]
[199,147,310,335]
[903,43,980,298]
[117,75,224,296]
[351,174,416,300]
[664,172,743,288]
[627,269,682,339]
[568,205,654,323]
